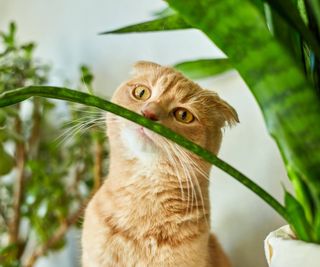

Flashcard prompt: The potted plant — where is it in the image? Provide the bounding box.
[264,225,320,267]
[0,0,320,266]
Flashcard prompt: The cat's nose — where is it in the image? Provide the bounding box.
[141,102,164,121]
[141,109,158,121]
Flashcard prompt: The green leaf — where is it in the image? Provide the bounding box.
[0,109,6,127]
[21,42,35,59]
[0,86,289,222]
[0,144,15,176]
[304,0,320,92]
[305,0,320,28]
[298,0,308,24]
[288,166,314,223]
[99,15,190,35]
[80,65,94,94]
[3,22,16,48]
[264,0,320,59]
[166,0,320,229]
[315,213,320,240]
[285,191,313,241]
[152,6,176,18]
[0,244,20,267]
[250,0,266,16]
[174,58,233,79]
[268,4,304,66]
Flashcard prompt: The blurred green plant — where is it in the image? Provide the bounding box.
[99,0,320,243]
[0,23,108,267]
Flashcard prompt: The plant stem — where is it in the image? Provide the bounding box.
[0,86,290,222]
[0,205,9,230]
[23,198,90,267]
[28,98,41,158]
[9,105,25,245]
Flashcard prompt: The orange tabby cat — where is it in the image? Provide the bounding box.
[82,61,238,267]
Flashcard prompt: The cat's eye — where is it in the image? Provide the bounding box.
[173,108,194,124]
[132,86,151,101]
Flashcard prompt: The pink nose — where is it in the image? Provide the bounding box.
[141,109,158,121]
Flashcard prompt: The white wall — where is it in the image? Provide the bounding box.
[0,1,290,266]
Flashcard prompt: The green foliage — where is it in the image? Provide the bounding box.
[0,144,14,175]
[152,6,176,18]
[174,59,232,79]
[100,15,190,35]
[102,0,320,243]
[80,65,94,94]
[0,23,108,266]
[0,23,48,92]
[307,0,320,28]
[285,191,314,241]
[263,0,320,59]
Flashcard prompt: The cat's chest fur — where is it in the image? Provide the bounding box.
[82,164,210,267]
[99,164,207,241]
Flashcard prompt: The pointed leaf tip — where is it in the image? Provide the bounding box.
[99,15,190,35]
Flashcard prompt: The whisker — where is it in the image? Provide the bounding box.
[166,141,194,216]
[62,115,104,127]
[174,145,209,225]
[55,122,85,147]
[164,139,209,225]
[175,145,209,179]
[55,117,106,147]
[161,143,185,201]
[176,148,198,219]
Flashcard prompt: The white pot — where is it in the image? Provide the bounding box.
[264,225,320,267]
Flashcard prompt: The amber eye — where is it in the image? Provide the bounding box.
[173,108,194,124]
[132,86,151,101]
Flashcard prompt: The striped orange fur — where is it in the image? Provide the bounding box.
[81,61,238,267]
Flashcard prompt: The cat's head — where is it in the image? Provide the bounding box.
[108,61,238,163]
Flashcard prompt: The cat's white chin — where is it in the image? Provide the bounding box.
[120,125,158,163]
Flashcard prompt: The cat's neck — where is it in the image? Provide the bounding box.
[101,140,211,225]
[107,141,211,201]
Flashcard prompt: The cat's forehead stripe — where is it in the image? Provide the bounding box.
[156,73,182,97]
[133,66,217,110]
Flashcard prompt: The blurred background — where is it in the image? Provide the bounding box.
[0,0,290,266]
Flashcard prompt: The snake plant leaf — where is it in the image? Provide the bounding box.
[152,7,176,18]
[263,0,320,59]
[174,58,233,79]
[250,0,266,16]
[285,191,313,241]
[99,15,190,35]
[288,165,315,223]
[165,0,320,219]
[0,86,289,222]
[297,0,308,24]
[305,0,320,29]
[315,212,320,240]
[268,5,304,65]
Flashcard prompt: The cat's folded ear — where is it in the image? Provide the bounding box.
[131,61,161,76]
[209,92,239,127]
[217,97,239,127]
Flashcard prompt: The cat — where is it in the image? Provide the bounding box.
[81,61,239,267]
